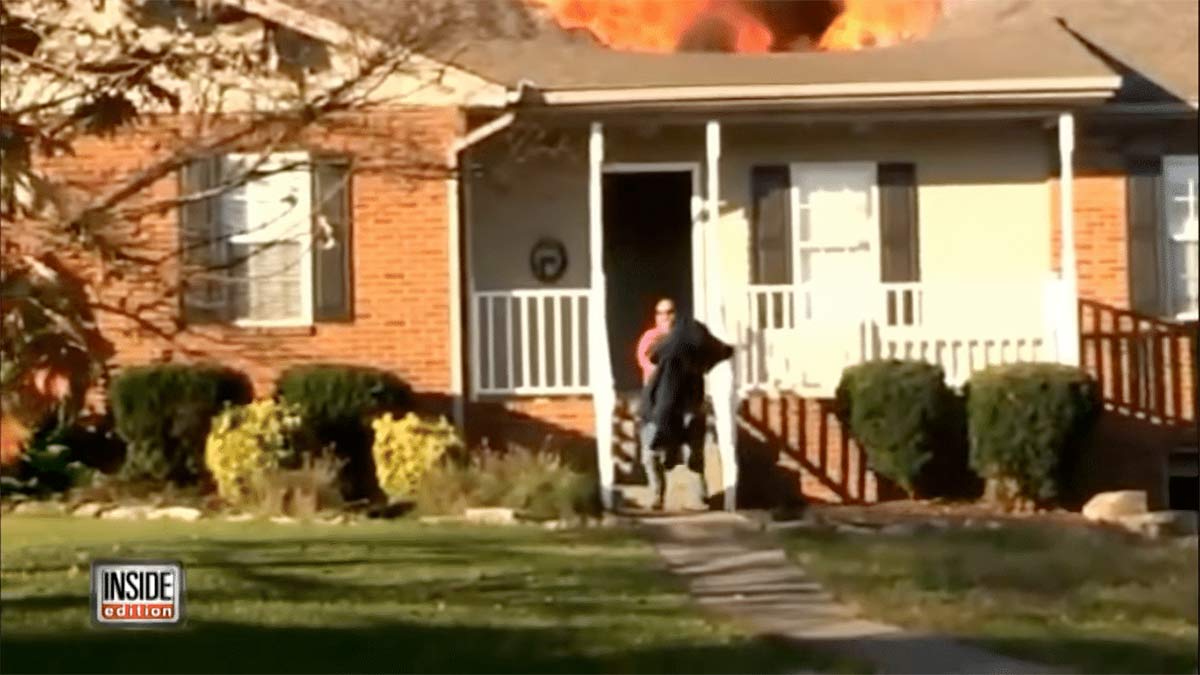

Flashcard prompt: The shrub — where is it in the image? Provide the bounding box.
[835,360,955,497]
[965,363,1101,505]
[249,453,345,519]
[276,365,412,500]
[371,412,462,500]
[0,412,95,497]
[204,399,304,504]
[109,364,252,483]
[414,447,599,521]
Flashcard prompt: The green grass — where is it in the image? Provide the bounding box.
[782,522,1198,674]
[0,515,850,674]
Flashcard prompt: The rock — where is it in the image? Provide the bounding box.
[835,523,877,535]
[880,523,920,536]
[1116,511,1198,539]
[13,501,68,516]
[464,507,516,525]
[542,520,565,530]
[418,515,463,525]
[147,506,203,522]
[1175,534,1199,549]
[269,515,297,525]
[224,512,255,522]
[663,465,706,512]
[1082,490,1149,523]
[72,502,111,518]
[101,505,152,520]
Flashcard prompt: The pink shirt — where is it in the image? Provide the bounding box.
[636,325,669,384]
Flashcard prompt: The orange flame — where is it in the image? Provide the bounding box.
[529,0,942,53]
[818,0,942,50]
[530,0,771,53]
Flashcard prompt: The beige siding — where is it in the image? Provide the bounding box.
[466,120,1054,292]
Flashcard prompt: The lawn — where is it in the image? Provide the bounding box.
[781,520,1199,674]
[0,515,849,674]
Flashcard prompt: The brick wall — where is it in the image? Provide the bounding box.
[465,396,598,469]
[6,108,463,402]
[1050,172,1131,308]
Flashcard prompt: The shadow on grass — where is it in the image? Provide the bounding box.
[0,618,824,675]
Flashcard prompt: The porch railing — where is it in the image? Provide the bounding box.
[1079,299,1198,426]
[738,280,1064,395]
[470,288,590,396]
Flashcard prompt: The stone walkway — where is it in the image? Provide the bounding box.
[637,512,1062,675]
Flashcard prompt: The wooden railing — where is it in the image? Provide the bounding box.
[1079,300,1198,427]
[471,289,590,396]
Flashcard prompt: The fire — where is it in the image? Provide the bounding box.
[818,0,942,50]
[529,0,772,53]
[528,0,943,53]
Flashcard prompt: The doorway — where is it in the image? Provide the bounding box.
[603,167,696,394]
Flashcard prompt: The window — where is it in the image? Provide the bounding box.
[180,152,353,326]
[1163,156,1198,320]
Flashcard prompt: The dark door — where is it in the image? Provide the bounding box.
[603,171,694,394]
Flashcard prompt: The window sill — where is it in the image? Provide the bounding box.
[234,325,318,337]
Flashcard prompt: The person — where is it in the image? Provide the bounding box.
[638,315,734,510]
[635,298,676,384]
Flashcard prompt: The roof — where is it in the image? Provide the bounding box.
[276,0,1197,106]
[937,0,1199,102]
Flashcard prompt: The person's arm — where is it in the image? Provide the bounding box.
[636,329,657,376]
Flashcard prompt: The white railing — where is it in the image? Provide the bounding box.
[738,280,1066,395]
[471,288,591,396]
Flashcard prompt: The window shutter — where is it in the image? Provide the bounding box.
[750,165,792,284]
[878,163,920,283]
[312,157,353,321]
[179,156,227,323]
[1127,156,1163,316]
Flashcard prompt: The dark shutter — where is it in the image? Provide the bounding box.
[878,163,920,283]
[1127,156,1163,316]
[750,165,792,284]
[312,157,353,321]
[179,156,227,323]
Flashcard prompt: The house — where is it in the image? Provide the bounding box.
[12,0,1197,509]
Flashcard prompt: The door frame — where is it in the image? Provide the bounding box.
[602,162,705,323]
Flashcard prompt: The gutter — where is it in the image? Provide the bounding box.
[528,76,1122,107]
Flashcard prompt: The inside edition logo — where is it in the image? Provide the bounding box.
[90,560,186,627]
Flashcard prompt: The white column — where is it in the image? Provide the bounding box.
[588,121,616,510]
[1057,112,1081,366]
[705,119,739,511]
[446,163,465,425]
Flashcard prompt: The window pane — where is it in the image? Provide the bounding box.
[1165,160,1198,239]
[229,242,305,322]
[1166,240,1199,316]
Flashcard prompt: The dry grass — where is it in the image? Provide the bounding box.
[783,520,1198,674]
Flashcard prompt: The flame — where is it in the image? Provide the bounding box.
[529,0,941,53]
[818,0,942,50]
[530,0,771,53]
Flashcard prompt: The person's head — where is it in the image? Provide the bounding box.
[653,298,676,330]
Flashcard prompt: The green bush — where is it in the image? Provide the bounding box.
[965,363,1101,504]
[414,447,599,521]
[835,360,955,497]
[276,365,412,500]
[371,412,462,500]
[0,412,95,497]
[204,399,304,504]
[108,364,252,483]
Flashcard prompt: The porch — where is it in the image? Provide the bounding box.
[461,112,1084,509]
